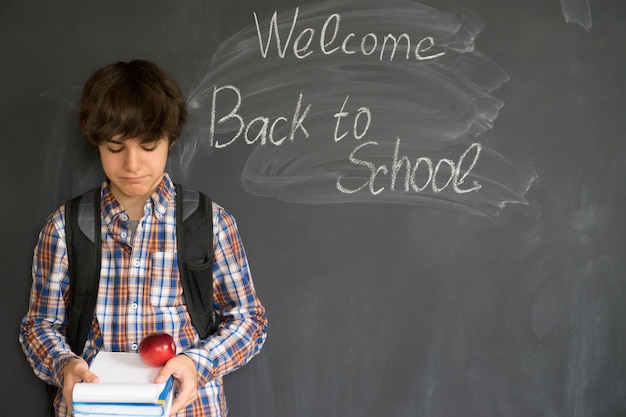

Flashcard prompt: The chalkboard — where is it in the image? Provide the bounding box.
[2,1,625,416]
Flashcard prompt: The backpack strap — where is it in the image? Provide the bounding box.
[175,183,222,340]
[48,193,99,417]
[65,188,101,355]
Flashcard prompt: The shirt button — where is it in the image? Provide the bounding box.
[120,232,127,238]
[131,343,138,351]
[134,259,141,267]
[121,214,128,221]
[131,302,138,310]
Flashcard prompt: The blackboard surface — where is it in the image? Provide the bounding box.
[2,1,625,416]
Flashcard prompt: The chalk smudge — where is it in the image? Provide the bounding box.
[178,0,536,217]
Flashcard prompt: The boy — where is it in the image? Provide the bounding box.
[19,59,268,416]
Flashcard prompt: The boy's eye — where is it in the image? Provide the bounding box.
[106,146,123,154]
[142,143,158,152]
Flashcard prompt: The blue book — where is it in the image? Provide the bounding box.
[72,352,174,416]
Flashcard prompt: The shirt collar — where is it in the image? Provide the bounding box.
[100,172,175,227]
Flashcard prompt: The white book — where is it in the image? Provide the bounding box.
[73,352,173,416]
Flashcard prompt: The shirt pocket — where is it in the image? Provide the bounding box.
[149,251,184,307]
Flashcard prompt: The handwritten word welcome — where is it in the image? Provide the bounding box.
[254,7,445,61]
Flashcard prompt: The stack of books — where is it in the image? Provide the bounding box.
[72,351,174,417]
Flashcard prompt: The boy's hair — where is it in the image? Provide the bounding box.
[79,59,187,147]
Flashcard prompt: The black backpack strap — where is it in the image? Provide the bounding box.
[65,188,101,355]
[47,188,101,416]
[175,183,221,339]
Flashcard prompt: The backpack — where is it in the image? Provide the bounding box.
[45,183,221,416]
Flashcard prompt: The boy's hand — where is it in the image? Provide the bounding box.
[62,357,100,414]
[155,354,199,416]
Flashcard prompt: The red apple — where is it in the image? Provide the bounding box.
[138,332,176,367]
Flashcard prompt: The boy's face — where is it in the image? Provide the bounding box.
[98,135,169,204]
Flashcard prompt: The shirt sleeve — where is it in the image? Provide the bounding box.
[18,207,80,387]
[183,204,268,386]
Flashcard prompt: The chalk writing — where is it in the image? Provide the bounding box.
[177,1,537,216]
[337,139,482,195]
[254,7,445,61]
[208,84,483,198]
[333,95,371,142]
[210,85,311,148]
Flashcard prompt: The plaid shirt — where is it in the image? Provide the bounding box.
[20,173,267,417]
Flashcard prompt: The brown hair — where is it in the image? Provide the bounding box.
[79,59,187,147]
